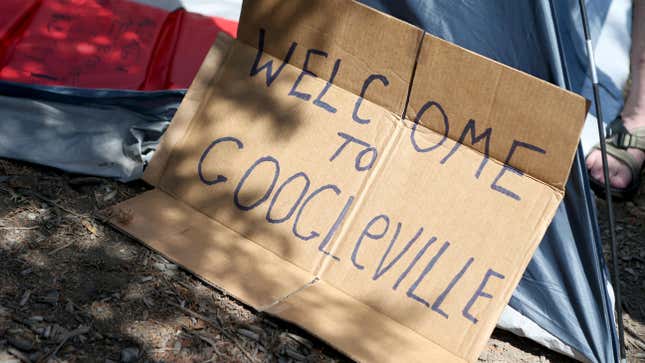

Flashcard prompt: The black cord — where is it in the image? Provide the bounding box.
[577,1,626,360]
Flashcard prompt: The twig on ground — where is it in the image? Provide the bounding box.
[1,184,110,243]
[19,189,86,219]
[7,347,31,363]
[0,184,87,219]
[67,177,105,186]
[167,301,258,363]
[194,333,224,363]
[19,291,30,306]
[624,324,645,344]
[0,226,39,230]
[0,185,21,200]
[48,241,74,255]
[38,325,90,363]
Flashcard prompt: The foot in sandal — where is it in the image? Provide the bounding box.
[585,115,645,200]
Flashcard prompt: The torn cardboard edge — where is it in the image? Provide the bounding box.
[111,1,589,362]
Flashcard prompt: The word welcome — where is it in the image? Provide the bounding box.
[249,28,547,201]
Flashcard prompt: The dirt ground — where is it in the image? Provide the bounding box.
[0,157,642,363]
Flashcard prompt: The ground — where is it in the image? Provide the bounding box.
[0,158,642,363]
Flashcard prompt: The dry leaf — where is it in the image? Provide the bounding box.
[81,219,98,235]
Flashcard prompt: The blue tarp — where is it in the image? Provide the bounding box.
[0,82,184,181]
[0,1,625,362]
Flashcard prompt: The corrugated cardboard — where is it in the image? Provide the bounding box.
[106,1,588,361]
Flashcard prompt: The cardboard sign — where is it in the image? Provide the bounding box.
[106,0,587,361]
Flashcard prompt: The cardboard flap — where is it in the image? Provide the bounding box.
[108,189,315,308]
[237,0,423,116]
[266,281,467,363]
[407,34,587,189]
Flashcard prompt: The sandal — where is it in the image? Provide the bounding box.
[587,117,645,201]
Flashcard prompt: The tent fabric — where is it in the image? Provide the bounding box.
[131,0,242,21]
[0,0,237,90]
[498,304,588,360]
[0,0,627,362]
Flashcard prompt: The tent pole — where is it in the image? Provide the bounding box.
[577,1,626,361]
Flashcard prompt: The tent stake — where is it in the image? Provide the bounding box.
[577,1,626,361]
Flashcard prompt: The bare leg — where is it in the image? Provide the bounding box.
[586,0,645,188]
